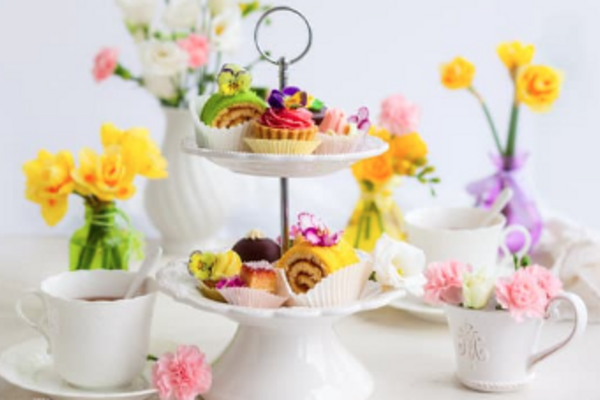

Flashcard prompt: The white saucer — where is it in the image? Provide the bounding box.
[389,296,447,324]
[0,338,157,400]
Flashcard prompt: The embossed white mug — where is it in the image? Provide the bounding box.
[444,292,587,392]
[16,270,158,389]
[405,207,532,268]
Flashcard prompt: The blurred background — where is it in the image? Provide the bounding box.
[0,0,597,241]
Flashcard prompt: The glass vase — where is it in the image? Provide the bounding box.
[69,201,138,270]
[344,179,406,252]
[467,152,542,254]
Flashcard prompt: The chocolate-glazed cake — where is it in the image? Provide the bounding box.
[232,229,281,263]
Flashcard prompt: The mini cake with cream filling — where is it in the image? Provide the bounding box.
[277,213,359,294]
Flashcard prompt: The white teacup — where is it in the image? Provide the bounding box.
[405,207,532,268]
[16,270,158,389]
[444,292,587,392]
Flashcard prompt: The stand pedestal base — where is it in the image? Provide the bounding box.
[207,320,373,400]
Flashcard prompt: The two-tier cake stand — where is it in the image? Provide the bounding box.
[157,7,404,400]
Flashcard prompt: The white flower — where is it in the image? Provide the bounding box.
[140,40,188,76]
[163,0,201,31]
[115,0,156,25]
[207,0,237,16]
[143,74,178,100]
[210,8,242,53]
[372,234,426,296]
[462,268,497,310]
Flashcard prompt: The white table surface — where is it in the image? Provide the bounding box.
[0,236,599,400]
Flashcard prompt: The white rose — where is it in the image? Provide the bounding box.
[143,74,178,100]
[207,0,237,16]
[163,0,201,31]
[116,0,156,25]
[462,268,496,310]
[140,40,188,76]
[210,7,242,53]
[372,234,426,296]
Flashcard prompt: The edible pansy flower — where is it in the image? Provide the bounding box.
[268,86,311,110]
[291,212,343,247]
[216,275,245,289]
[217,63,251,96]
[348,106,371,132]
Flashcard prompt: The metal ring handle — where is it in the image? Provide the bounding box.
[254,6,313,66]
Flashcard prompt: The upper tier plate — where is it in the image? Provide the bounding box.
[180,136,388,178]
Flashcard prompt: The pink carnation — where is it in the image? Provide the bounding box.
[524,264,563,300]
[178,34,210,69]
[423,261,471,305]
[379,94,421,136]
[495,268,548,322]
[93,47,118,82]
[152,345,212,400]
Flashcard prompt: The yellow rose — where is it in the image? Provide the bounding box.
[23,150,75,226]
[440,57,476,90]
[72,148,137,202]
[497,41,535,71]
[101,123,167,179]
[516,64,563,112]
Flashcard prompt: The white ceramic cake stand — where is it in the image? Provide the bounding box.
[157,261,404,400]
[180,136,388,178]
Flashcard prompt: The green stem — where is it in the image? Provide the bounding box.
[354,208,366,248]
[505,103,520,159]
[468,87,504,155]
[372,202,384,234]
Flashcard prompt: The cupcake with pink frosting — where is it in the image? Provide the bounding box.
[315,107,371,154]
[246,87,321,155]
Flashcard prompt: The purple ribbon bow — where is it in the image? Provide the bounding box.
[466,152,542,254]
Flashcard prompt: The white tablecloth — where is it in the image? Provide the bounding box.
[0,236,598,400]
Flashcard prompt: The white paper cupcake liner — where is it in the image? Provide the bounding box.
[314,132,366,155]
[189,95,251,152]
[277,253,373,308]
[244,138,321,155]
[217,287,288,309]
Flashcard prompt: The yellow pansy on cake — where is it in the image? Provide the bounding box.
[191,64,267,152]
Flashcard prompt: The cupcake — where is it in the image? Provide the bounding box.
[187,250,242,302]
[190,64,266,151]
[245,87,321,155]
[216,261,287,308]
[276,212,371,307]
[315,107,371,154]
[232,229,281,263]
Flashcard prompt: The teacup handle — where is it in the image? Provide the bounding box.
[15,290,52,354]
[499,224,532,259]
[528,292,587,369]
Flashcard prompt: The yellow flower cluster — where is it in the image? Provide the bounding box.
[440,41,562,112]
[23,124,167,226]
[352,126,430,186]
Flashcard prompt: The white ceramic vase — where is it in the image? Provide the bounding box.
[144,107,228,255]
[444,292,587,392]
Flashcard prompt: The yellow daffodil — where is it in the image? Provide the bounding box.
[497,41,535,71]
[72,148,137,202]
[100,123,167,179]
[440,57,476,90]
[516,64,563,112]
[22,150,75,226]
